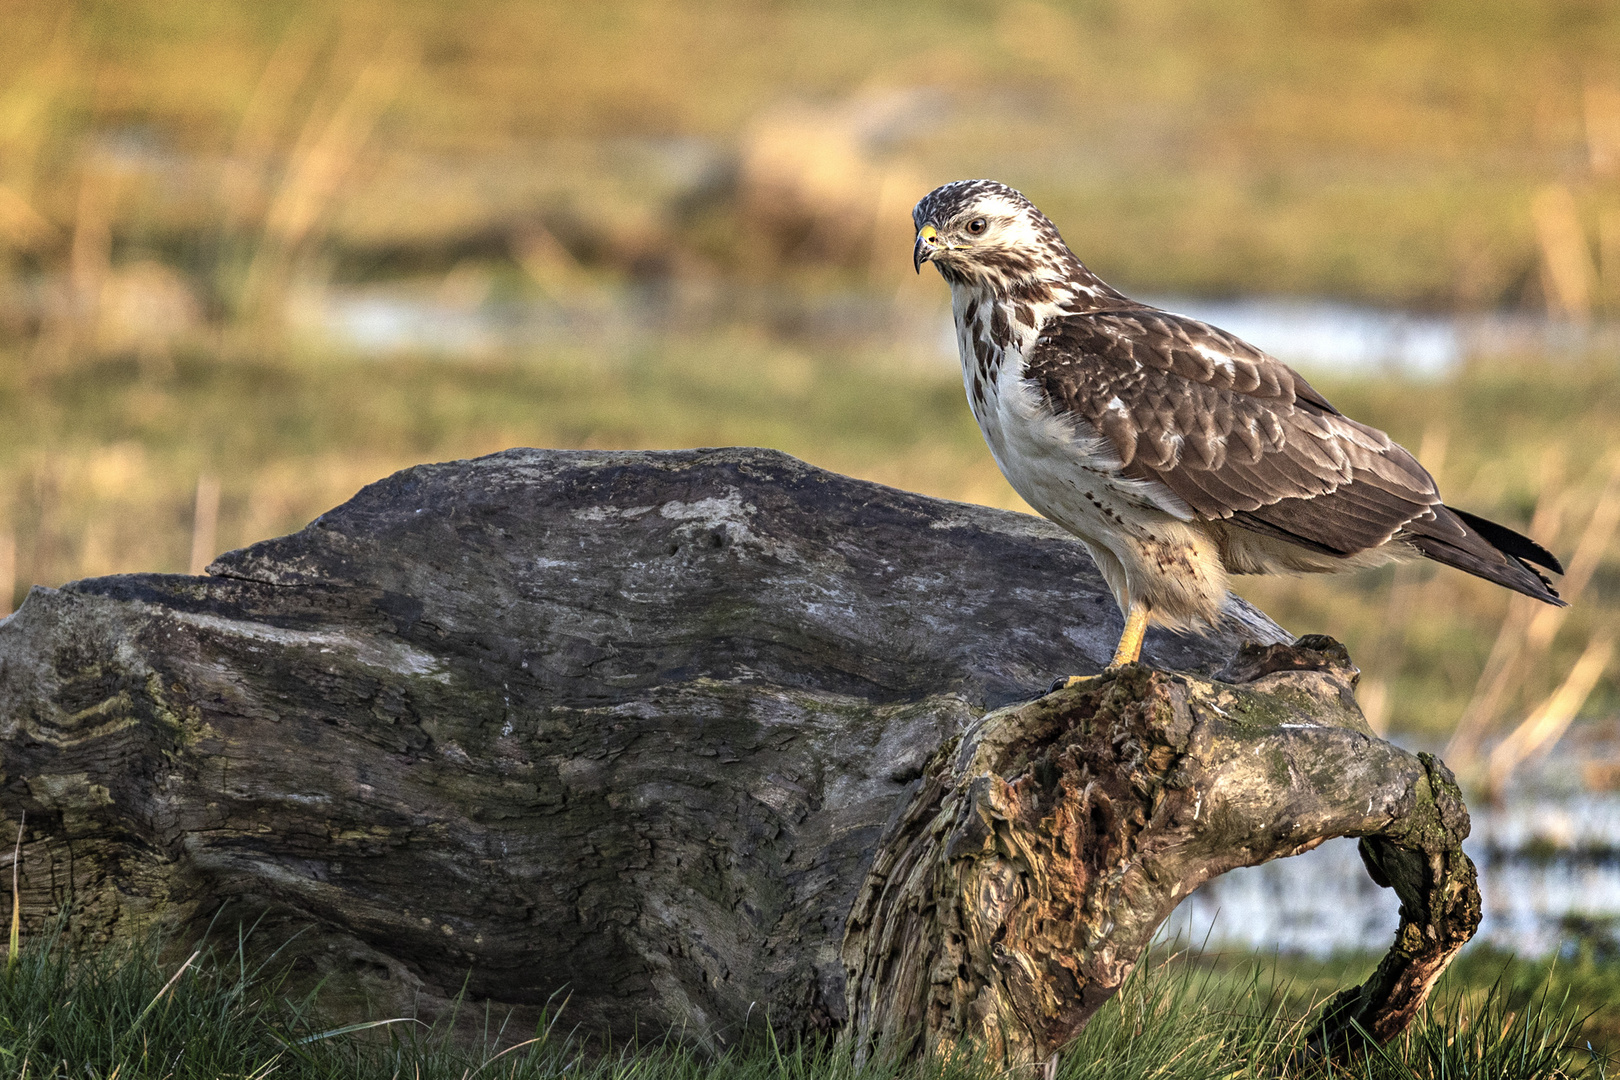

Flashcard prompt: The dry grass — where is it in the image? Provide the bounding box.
[1,0,1620,309]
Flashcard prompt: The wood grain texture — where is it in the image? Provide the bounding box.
[0,448,1473,1061]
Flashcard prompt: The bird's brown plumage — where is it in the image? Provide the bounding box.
[1026,306,1563,601]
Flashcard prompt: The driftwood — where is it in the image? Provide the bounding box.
[0,447,1478,1063]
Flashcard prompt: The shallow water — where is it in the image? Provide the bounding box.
[1144,296,1588,379]
[1160,789,1620,959]
[305,282,1616,379]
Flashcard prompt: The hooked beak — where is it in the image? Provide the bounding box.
[913,224,938,274]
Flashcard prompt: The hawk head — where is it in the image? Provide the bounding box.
[912,179,1078,292]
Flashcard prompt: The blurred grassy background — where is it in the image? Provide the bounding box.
[1,0,1619,789]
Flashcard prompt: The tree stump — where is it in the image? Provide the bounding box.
[0,448,1478,1062]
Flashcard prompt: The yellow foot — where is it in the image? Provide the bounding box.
[1112,603,1150,667]
[1048,605,1153,694]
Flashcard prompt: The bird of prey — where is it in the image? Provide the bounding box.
[912,179,1565,673]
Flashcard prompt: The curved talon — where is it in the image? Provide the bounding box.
[1048,674,1099,693]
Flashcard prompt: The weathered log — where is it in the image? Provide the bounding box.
[840,641,1480,1065]
[0,447,1477,1062]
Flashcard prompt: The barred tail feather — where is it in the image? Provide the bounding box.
[1446,506,1565,575]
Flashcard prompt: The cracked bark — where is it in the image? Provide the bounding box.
[0,448,1476,1063]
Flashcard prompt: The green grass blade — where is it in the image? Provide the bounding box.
[6,817,21,985]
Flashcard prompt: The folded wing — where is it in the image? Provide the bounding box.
[1024,307,1565,605]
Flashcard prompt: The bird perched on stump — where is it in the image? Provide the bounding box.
[912,179,1565,676]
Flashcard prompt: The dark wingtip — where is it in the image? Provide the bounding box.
[1407,506,1567,607]
[1447,506,1565,576]
[1530,567,1568,607]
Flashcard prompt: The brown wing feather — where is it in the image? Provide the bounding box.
[1025,308,1440,557]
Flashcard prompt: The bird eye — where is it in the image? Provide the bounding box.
[966,218,988,235]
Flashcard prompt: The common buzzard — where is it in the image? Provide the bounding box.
[912,179,1564,671]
